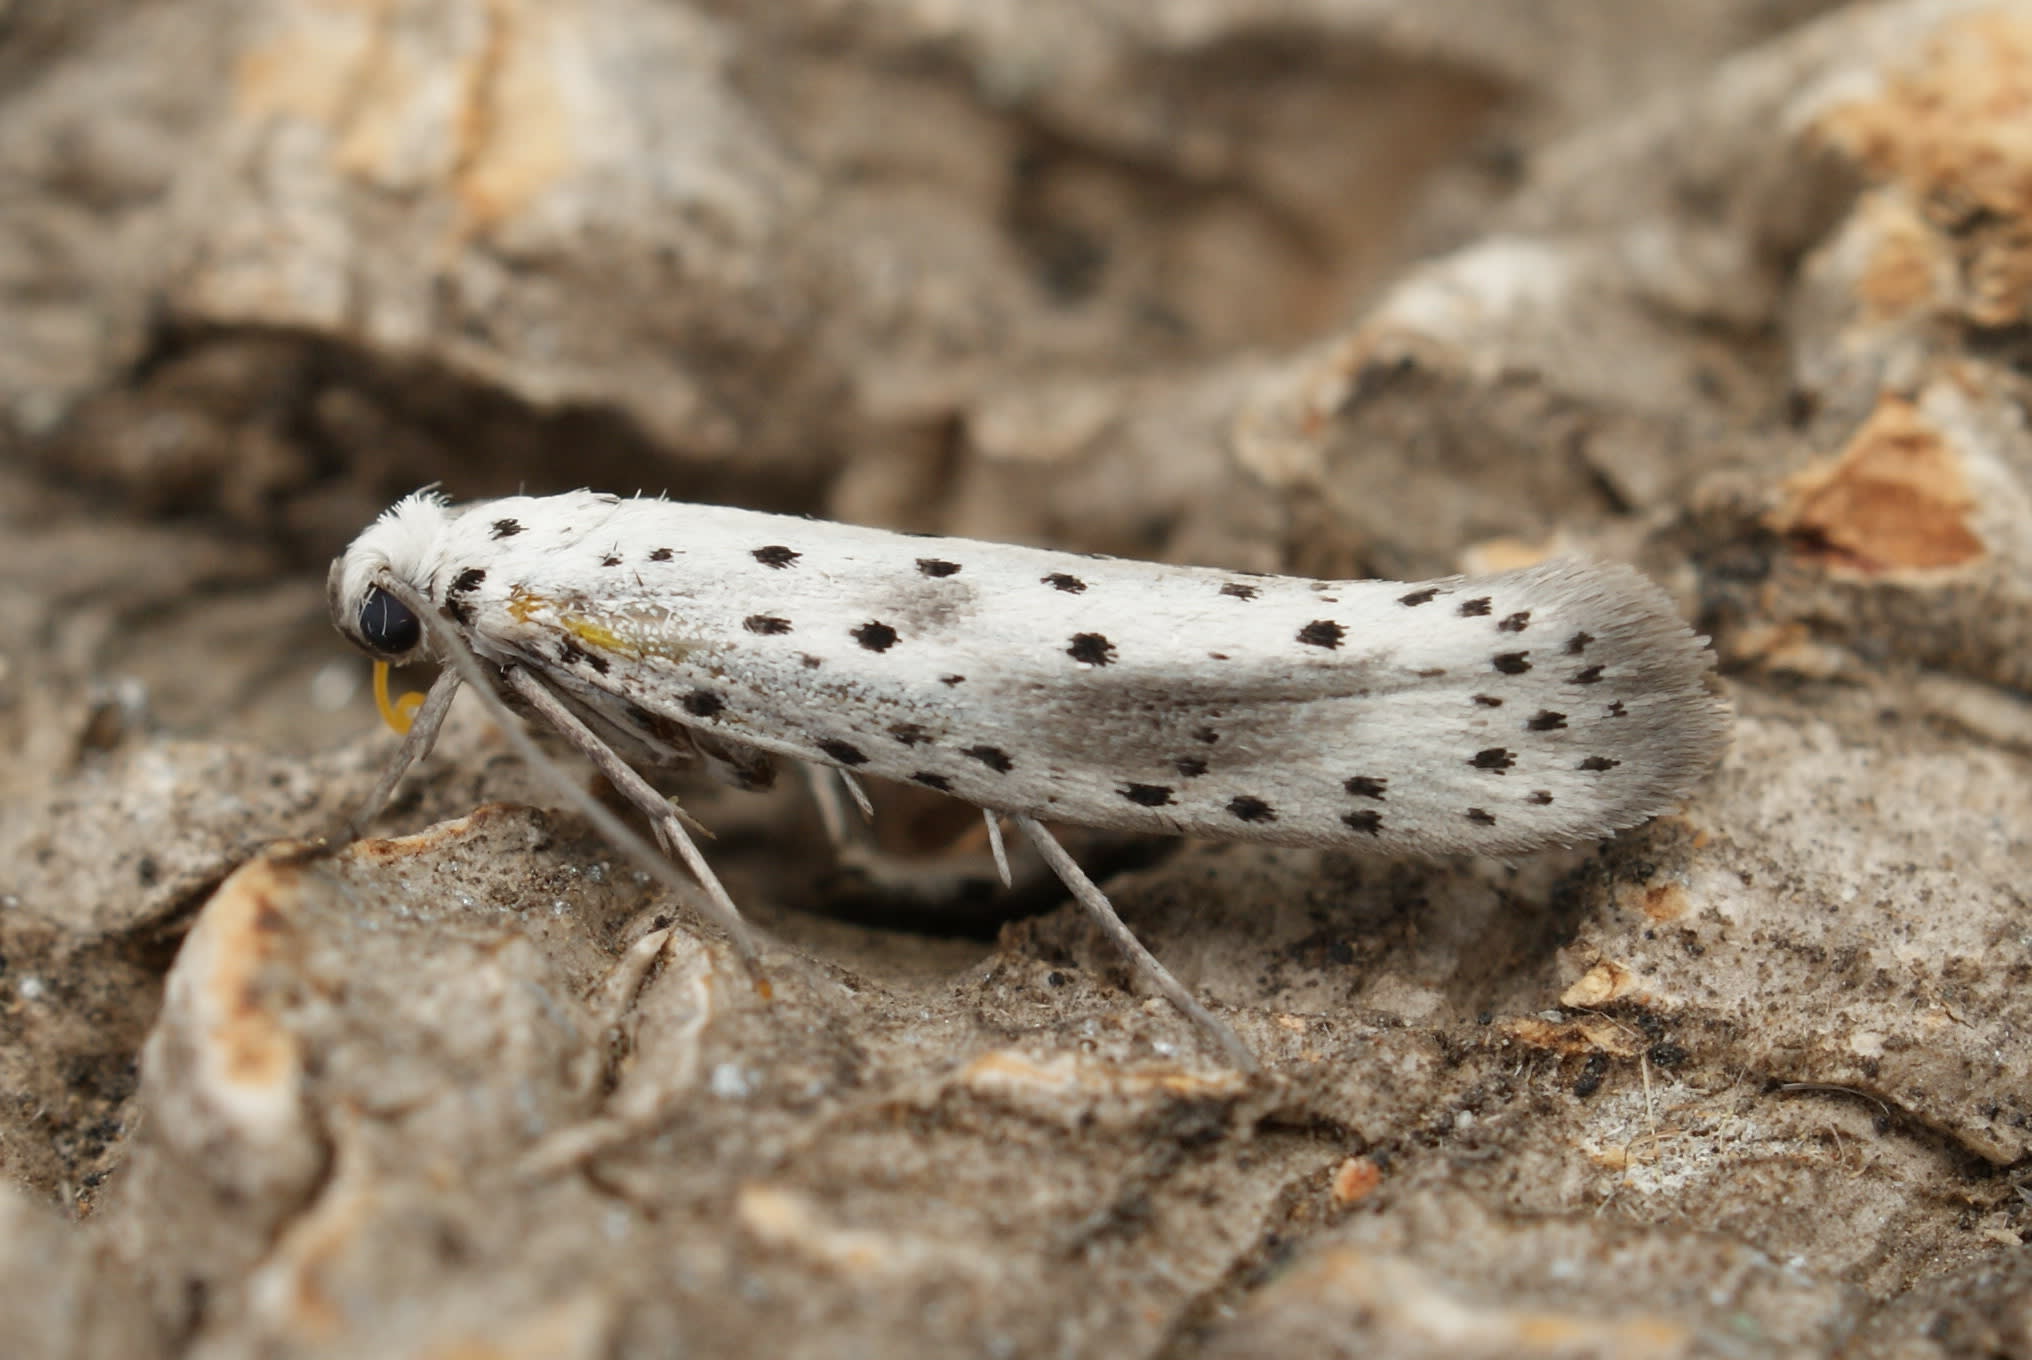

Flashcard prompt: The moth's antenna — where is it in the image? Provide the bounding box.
[366,575,768,981]
[1013,815,1257,1072]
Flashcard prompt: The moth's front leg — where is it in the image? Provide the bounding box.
[335,668,464,842]
[500,665,764,973]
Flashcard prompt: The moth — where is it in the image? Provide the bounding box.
[329,490,1730,1068]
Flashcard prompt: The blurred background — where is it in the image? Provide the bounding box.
[1,0,1847,761]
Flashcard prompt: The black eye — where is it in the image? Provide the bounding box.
[358,587,421,655]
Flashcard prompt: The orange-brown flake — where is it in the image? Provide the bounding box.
[1775,396,1984,573]
[1816,12,2032,326]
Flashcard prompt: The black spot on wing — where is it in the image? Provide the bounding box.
[1566,631,1593,655]
[941,674,965,687]
[1343,809,1382,834]
[601,553,622,567]
[753,545,800,569]
[1399,588,1439,607]
[1466,808,1497,825]
[1297,620,1345,649]
[1528,790,1554,804]
[556,637,610,675]
[917,558,962,577]
[964,745,1013,773]
[853,622,899,652]
[1067,633,1116,666]
[1473,694,1504,708]
[1578,756,1620,772]
[1498,611,1530,632]
[1227,796,1275,823]
[1220,582,1259,600]
[1120,783,1174,807]
[1194,726,1219,744]
[1174,757,1208,778]
[1572,665,1605,685]
[684,691,725,719]
[912,772,953,791]
[490,518,524,539]
[818,739,870,766]
[1044,573,1087,594]
[888,722,931,746]
[1344,775,1387,800]
[1526,711,1567,731]
[1493,652,1532,675]
[1469,748,1515,772]
[450,567,486,595]
[1458,597,1492,617]
[649,548,674,562]
[744,615,792,635]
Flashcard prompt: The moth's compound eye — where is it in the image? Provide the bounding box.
[358,587,421,655]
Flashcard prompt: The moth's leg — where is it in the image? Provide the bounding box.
[501,665,765,973]
[802,766,859,849]
[1012,815,1258,1072]
[983,810,1013,889]
[336,668,463,843]
[807,765,1021,905]
[836,769,875,821]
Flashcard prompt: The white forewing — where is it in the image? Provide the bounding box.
[333,491,1727,858]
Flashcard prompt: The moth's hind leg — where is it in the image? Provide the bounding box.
[1012,816,1258,1072]
[803,765,873,851]
[801,773,1030,911]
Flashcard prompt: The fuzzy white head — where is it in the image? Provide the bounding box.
[327,491,457,664]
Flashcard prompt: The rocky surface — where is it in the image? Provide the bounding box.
[7,1,2032,1355]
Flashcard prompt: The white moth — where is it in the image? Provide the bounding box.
[329,490,1730,1068]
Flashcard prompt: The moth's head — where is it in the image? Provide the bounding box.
[328,490,454,665]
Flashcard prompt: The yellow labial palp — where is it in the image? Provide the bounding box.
[373,661,425,736]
